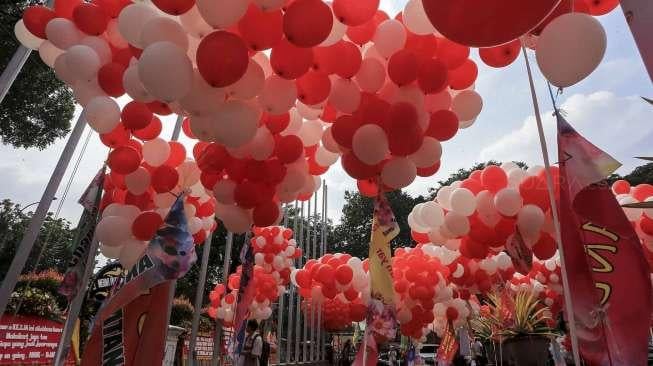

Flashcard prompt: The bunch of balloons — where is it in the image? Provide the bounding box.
[409,163,560,262]
[208,226,299,323]
[612,180,653,269]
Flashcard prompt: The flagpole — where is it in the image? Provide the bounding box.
[52,236,100,366]
[188,232,214,366]
[294,201,305,362]
[0,46,31,104]
[521,46,582,366]
[277,204,289,363]
[286,201,299,362]
[304,197,311,362]
[619,0,653,81]
[0,113,87,316]
[212,231,234,366]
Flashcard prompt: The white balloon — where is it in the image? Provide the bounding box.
[106,19,128,48]
[373,20,406,58]
[119,239,148,269]
[321,127,341,153]
[54,54,77,84]
[138,41,193,102]
[315,146,339,166]
[45,18,81,50]
[296,101,322,120]
[228,59,265,100]
[381,157,417,189]
[142,138,171,167]
[258,76,297,115]
[517,204,545,238]
[85,96,120,133]
[177,161,201,188]
[476,190,501,227]
[218,204,253,233]
[180,70,227,116]
[355,58,386,93]
[494,188,523,217]
[15,20,44,50]
[419,201,444,228]
[451,90,482,122]
[213,179,237,204]
[536,13,606,88]
[179,5,213,38]
[320,5,346,46]
[39,41,64,68]
[80,36,112,66]
[444,212,470,237]
[96,216,132,247]
[140,17,189,51]
[196,0,249,29]
[100,243,123,259]
[66,45,101,81]
[403,0,437,35]
[507,168,527,187]
[298,120,324,146]
[328,78,361,114]
[248,127,275,161]
[424,89,452,113]
[352,124,389,165]
[449,188,476,216]
[436,186,453,211]
[123,64,155,102]
[408,137,441,168]
[212,100,262,148]
[125,167,151,195]
[118,3,158,48]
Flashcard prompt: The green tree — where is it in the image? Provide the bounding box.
[623,163,653,185]
[1,0,75,149]
[330,190,425,259]
[0,199,76,274]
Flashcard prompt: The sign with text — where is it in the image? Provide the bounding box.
[183,333,214,360]
[0,315,74,365]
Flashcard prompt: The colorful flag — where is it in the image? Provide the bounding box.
[436,321,458,364]
[352,329,378,366]
[59,167,106,302]
[557,113,652,366]
[233,234,256,354]
[368,194,399,304]
[81,195,196,366]
[505,229,533,275]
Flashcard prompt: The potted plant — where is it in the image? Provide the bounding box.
[471,289,557,366]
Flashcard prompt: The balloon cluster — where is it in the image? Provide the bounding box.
[612,181,653,270]
[409,163,560,263]
[208,226,299,324]
[291,253,370,330]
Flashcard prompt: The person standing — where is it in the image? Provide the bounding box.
[238,320,263,366]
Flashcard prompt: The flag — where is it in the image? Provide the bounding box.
[557,113,652,366]
[368,194,399,304]
[233,235,256,354]
[505,229,533,275]
[59,167,106,302]
[436,321,458,364]
[82,195,196,366]
[353,298,397,366]
[352,329,378,366]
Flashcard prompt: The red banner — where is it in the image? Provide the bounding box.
[557,114,652,365]
[0,315,75,365]
[436,321,458,363]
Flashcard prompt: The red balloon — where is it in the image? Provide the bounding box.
[165,142,186,167]
[331,114,362,149]
[275,135,303,163]
[23,6,56,39]
[334,41,362,78]
[73,3,109,35]
[383,103,423,156]
[151,165,179,193]
[479,39,521,68]
[333,0,379,26]
[632,184,653,202]
[270,39,313,79]
[100,123,130,148]
[132,116,162,141]
[197,143,229,173]
[146,101,172,116]
[357,179,379,197]
[307,156,329,175]
[611,179,631,195]
[121,102,153,131]
[335,264,354,284]
[283,0,333,48]
[98,63,126,97]
[181,117,196,139]
[253,201,280,227]
[417,161,440,177]
[316,264,335,284]
[193,229,207,244]
[426,110,458,141]
[55,0,82,18]
[388,50,418,86]
[460,178,483,195]
[93,0,131,18]
[234,181,262,208]
[238,4,283,51]
[422,0,559,47]
[405,32,438,60]
[197,31,249,87]
[296,71,331,105]
[313,43,342,75]
[295,269,312,288]
[417,58,448,94]
[436,39,470,69]
[107,146,141,175]
[480,165,508,193]
[264,112,290,134]
[448,59,478,90]
[533,232,557,260]
[519,175,549,211]
[341,153,379,180]
[345,10,387,45]
[411,230,429,244]
[641,216,653,236]
[585,0,619,16]
[460,237,489,259]
[151,0,194,15]
[132,211,164,241]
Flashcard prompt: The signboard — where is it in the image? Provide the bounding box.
[183,333,214,360]
[0,315,74,365]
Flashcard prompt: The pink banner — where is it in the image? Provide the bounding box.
[0,315,75,365]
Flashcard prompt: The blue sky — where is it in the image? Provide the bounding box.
[1,1,651,225]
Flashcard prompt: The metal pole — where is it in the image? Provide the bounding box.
[0,46,31,105]
[277,205,289,363]
[52,236,100,366]
[189,232,214,366]
[312,191,319,361]
[303,197,311,363]
[294,201,305,363]
[286,201,298,362]
[522,47,582,366]
[212,231,234,366]
[318,182,327,361]
[620,0,653,82]
[0,113,87,316]
[171,114,184,141]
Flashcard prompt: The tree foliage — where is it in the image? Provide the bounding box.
[0,0,75,149]
[0,199,76,275]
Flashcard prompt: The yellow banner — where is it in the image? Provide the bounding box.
[369,194,399,304]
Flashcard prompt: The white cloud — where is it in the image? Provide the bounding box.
[480,91,653,175]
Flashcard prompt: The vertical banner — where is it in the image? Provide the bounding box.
[82,195,196,366]
[557,113,652,365]
[58,167,105,302]
[505,229,533,275]
[368,194,399,303]
[233,237,256,354]
[436,321,458,364]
